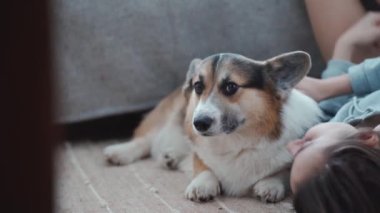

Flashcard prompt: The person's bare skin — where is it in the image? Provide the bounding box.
[334,12,380,62]
[296,12,380,102]
[305,0,365,62]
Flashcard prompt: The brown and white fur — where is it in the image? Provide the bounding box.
[104,51,323,203]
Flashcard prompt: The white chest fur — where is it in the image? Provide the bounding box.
[193,90,322,196]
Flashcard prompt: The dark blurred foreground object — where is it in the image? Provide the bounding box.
[0,1,56,212]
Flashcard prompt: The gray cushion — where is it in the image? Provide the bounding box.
[53,0,324,123]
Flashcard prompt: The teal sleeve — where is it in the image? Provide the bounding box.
[321,59,354,79]
[348,57,380,97]
[331,90,380,124]
[318,59,354,120]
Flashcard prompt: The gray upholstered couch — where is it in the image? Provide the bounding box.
[53,0,324,123]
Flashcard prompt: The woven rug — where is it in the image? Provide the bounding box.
[55,141,294,213]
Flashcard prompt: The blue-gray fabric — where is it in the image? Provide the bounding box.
[53,0,324,123]
[319,60,354,119]
[319,58,380,124]
[348,58,380,96]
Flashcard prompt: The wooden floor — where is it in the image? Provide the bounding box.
[55,141,295,213]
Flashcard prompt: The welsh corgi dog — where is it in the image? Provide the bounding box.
[104,51,322,203]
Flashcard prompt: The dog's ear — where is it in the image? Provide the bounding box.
[266,51,311,95]
[182,58,202,96]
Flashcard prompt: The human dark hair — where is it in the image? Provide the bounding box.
[293,131,380,213]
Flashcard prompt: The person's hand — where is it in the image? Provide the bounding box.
[334,12,380,62]
[295,77,328,102]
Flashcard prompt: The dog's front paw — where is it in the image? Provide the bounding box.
[160,152,180,170]
[104,142,141,166]
[252,177,286,203]
[185,170,221,202]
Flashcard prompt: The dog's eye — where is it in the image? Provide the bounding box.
[223,82,238,96]
[193,82,204,95]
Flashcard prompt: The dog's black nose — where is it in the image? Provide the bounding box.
[193,117,214,132]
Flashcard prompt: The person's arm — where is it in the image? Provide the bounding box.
[297,11,380,101]
[296,75,352,101]
[297,58,380,101]
[332,12,380,62]
[305,0,365,61]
